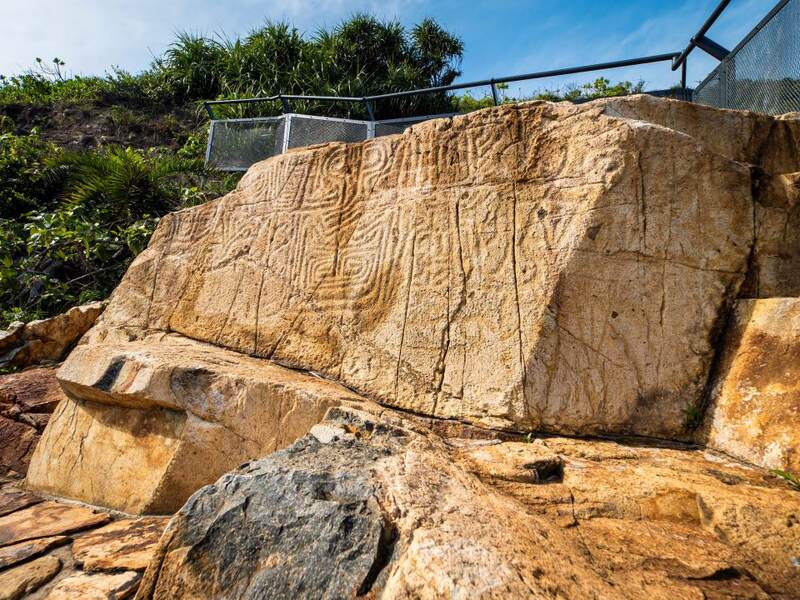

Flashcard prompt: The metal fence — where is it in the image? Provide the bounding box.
[204,53,684,171]
[205,117,284,171]
[694,0,800,113]
[205,0,799,170]
[206,113,457,171]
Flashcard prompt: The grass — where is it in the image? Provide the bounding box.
[682,403,704,430]
[772,469,800,491]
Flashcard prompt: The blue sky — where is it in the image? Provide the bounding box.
[1,0,774,93]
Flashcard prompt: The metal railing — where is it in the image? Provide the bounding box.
[205,112,458,170]
[202,52,684,121]
[693,0,800,114]
[204,0,799,170]
[204,53,688,170]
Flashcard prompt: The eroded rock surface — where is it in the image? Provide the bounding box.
[136,406,800,599]
[0,369,65,477]
[76,96,800,439]
[0,536,68,570]
[72,518,169,572]
[26,335,367,513]
[0,502,109,546]
[45,570,142,599]
[0,482,168,600]
[596,97,800,298]
[700,298,800,471]
[0,555,61,600]
[0,302,105,370]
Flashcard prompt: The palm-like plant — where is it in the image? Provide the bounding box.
[45,146,205,218]
[158,32,224,102]
[157,17,464,120]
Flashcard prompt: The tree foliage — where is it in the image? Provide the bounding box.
[0,16,464,118]
[0,133,224,327]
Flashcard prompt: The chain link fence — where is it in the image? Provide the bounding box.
[205,0,799,170]
[694,0,800,114]
[284,115,370,150]
[206,113,459,171]
[205,118,284,171]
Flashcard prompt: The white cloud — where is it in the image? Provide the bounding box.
[0,0,777,94]
[0,0,425,76]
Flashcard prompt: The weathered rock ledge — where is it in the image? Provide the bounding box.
[0,368,65,478]
[0,482,168,599]
[10,96,800,598]
[0,302,105,370]
[26,333,366,514]
[136,405,800,599]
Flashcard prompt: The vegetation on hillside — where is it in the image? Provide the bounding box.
[0,15,656,329]
[0,16,464,119]
[0,125,234,326]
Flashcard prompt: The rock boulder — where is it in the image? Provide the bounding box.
[700,298,800,472]
[77,96,800,437]
[25,335,367,513]
[136,406,800,599]
[0,368,65,477]
[0,302,105,369]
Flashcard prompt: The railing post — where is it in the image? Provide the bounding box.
[364,99,376,121]
[279,96,292,113]
[205,120,215,166]
[203,102,215,120]
[363,99,377,139]
[490,80,499,105]
[681,59,687,90]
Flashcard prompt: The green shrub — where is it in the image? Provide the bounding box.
[0,139,214,327]
[0,130,61,218]
[682,402,704,430]
[773,469,800,491]
[0,58,110,106]
[45,146,205,217]
[155,32,225,103]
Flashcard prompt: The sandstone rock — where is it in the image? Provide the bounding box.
[45,570,141,600]
[26,398,187,515]
[0,535,68,569]
[596,95,800,298]
[0,501,109,546]
[0,491,42,518]
[0,368,65,477]
[0,367,65,415]
[0,554,61,600]
[700,298,800,472]
[0,302,105,369]
[73,518,168,572]
[26,335,367,514]
[136,406,799,599]
[77,96,800,440]
[0,418,39,478]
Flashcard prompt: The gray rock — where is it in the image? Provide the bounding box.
[137,408,400,599]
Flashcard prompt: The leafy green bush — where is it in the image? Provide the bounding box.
[0,135,227,327]
[0,58,111,106]
[0,129,60,218]
[155,32,226,103]
[773,469,800,491]
[45,146,205,217]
